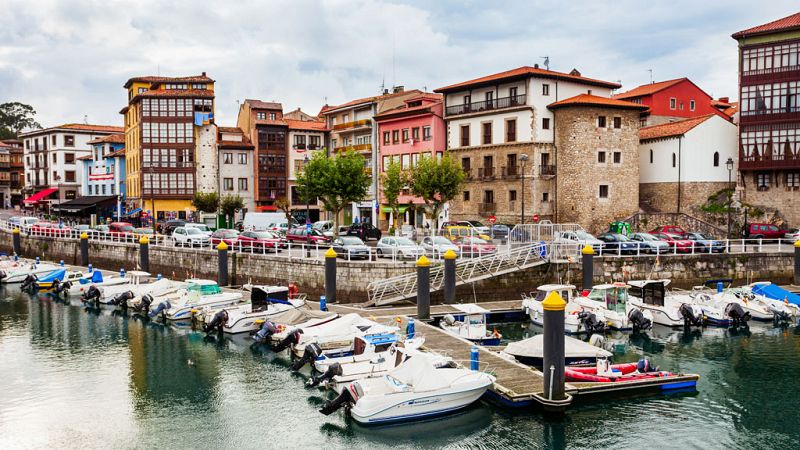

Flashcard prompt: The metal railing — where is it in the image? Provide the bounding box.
[445,94,527,116]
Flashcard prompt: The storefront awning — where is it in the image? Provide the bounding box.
[380,205,411,214]
[23,187,59,205]
[51,195,117,213]
[257,205,278,212]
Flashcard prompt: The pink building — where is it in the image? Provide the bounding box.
[374,93,445,228]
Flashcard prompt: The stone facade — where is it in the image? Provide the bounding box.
[640,181,731,214]
[740,177,800,226]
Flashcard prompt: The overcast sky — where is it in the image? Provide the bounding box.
[0,1,797,128]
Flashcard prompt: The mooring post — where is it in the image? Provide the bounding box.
[80,232,89,267]
[217,241,229,287]
[581,245,595,291]
[406,318,415,339]
[319,295,327,312]
[325,247,337,304]
[470,345,479,371]
[795,240,800,286]
[542,291,566,401]
[139,235,150,273]
[443,249,457,304]
[12,228,21,256]
[416,255,431,320]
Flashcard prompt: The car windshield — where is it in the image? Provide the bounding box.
[613,234,630,242]
[119,226,135,232]
[219,231,238,238]
[136,228,154,234]
[253,232,274,239]
[466,221,484,227]
[395,238,415,246]
[575,231,595,240]
[340,237,364,245]
[636,233,657,241]
[696,233,714,240]
[190,224,209,231]
[185,228,202,235]
[665,233,682,239]
[433,237,452,244]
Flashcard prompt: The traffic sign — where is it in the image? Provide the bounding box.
[306,222,312,232]
[488,215,497,224]
[532,214,540,223]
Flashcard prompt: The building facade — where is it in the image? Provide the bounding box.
[733,13,800,226]
[217,126,256,219]
[374,93,446,228]
[0,141,11,207]
[120,73,215,222]
[236,99,287,211]
[1,139,24,206]
[613,78,731,126]
[82,134,125,197]
[20,123,124,206]
[285,111,328,222]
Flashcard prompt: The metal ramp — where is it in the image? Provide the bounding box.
[366,242,549,306]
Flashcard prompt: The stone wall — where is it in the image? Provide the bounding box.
[741,173,800,227]
[640,181,731,215]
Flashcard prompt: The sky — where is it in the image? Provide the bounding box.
[0,0,798,128]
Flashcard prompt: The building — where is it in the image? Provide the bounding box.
[217,126,255,219]
[1,139,24,206]
[374,93,445,228]
[320,87,423,225]
[733,12,800,225]
[711,97,740,122]
[0,141,12,207]
[434,65,630,227]
[639,114,738,214]
[120,73,215,222]
[82,134,125,197]
[236,99,288,211]
[613,78,732,126]
[20,123,124,207]
[285,110,328,222]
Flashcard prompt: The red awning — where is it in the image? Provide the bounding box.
[23,187,59,205]
[257,205,278,212]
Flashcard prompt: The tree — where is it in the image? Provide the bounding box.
[191,191,219,214]
[408,153,465,231]
[296,149,370,236]
[0,102,41,138]
[381,160,405,232]
[274,196,293,224]
[220,194,245,227]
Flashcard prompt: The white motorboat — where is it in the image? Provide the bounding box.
[198,287,306,334]
[153,280,244,320]
[0,262,60,284]
[82,272,180,304]
[672,288,751,327]
[501,334,613,368]
[440,304,502,345]
[314,335,425,373]
[627,280,705,327]
[66,271,130,297]
[523,284,608,334]
[254,308,339,343]
[731,284,797,324]
[319,354,495,424]
[572,283,654,331]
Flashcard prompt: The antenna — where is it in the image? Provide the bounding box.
[83,115,88,125]
[648,69,653,84]
[540,56,550,70]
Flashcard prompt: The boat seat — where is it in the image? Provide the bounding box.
[384,375,410,393]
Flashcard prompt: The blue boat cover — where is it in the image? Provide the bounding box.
[38,268,67,283]
[752,283,800,306]
[361,333,398,345]
[91,271,103,283]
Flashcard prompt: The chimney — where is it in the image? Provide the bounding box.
[534,63,539,69]
[393,85,404,94]
[569,68,581,77]
[718,96,730,104]
[202,71,206,76]
[383,89,389,95]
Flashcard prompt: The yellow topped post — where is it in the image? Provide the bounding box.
[139,234,150,272]
[139,235,150,245]
[443,250,457,304]
[581,245,595,255]
[12,228,19,234]
[443,249,458,260]
[80,232,89,239]
[216,240,229,251]
[542,290,566,401]
[12,227,21,257]
[325,247,337,258]
[794,239,800,286]
[581,244,595,291]
[795,240,800,248]
[416,255,431,267]
[542,290,567,311]
[416,254,431,319]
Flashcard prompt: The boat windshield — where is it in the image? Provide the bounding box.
[467,314,485,325]
[187,282,221,295]
[589,287,628,314]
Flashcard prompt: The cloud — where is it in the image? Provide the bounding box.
[0,0,797,126]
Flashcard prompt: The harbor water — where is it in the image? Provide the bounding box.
[2,288,800,449]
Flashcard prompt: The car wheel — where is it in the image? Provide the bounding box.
[377,248,383,258]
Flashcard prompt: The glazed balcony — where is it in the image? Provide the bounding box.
[332,119,372,132]
[739,152,800,170]
[445,94,527,116]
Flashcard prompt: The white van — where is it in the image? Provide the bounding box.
[9,216,38,228]
[242,212,286,231]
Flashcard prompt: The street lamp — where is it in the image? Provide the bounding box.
[726,157,734,238]
[304,154,311,258]
[519,153,529,225]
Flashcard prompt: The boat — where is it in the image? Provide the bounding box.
[627,280,705,327]
[565,358,684,384]
[749,282,800,306]
[154,280,244,320]
[501,334,612,368]
[32,268,86,290]
[82,271,180,305]
[198,286,306,334]
[439,304,502,345]
[314,334,425,373]
[733,283,799,324]
[319,354,495,424]
[572,283,654,331]
[0,262,61,284]
[254,308,339,343]
[66,270,130,297]
[523,284,609,334]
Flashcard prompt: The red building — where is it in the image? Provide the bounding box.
[236,99,288,210]
[614,78,732,126]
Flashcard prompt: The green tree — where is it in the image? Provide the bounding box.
[381,160,405,232]
[220,194,245,227]
[274,196,293,224]
[297,149,370,236]
[409,153,465,230]
[0,102,41,138]
[191,191,219,215]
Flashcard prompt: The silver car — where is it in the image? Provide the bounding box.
[331,236,371,259]
[376,237,424,259]
[172,226,211,247]
[420,236,460,258]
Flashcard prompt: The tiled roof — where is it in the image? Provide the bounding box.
[613,78,686,99]
[107,148,126,158]
[88,133,125,144]
[133,89,214,100]
[723,103,739,116]
[732,12,800,39]
[374,100,443,120]
[218,126,244,133]
[217,126,254,149]
[547,94,650,110]
[124,74,214,88]
[285,119,328,131]
[76,155,92,161]
[244,99,283,110]
[639,114,715,141]
[406,92,443,102]
[434,66,620,93]
[320,89,423,114]
[22,123,124,136]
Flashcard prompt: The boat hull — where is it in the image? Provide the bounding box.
[350,384,490,425]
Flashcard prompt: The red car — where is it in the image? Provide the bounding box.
[108,222,136,241]
[286,227,330,246]
[651,232,693,253]
[237,230,284,252]
[743,223,786,239]
[30,222,71,237]
[211,229,240,246]
[650,225,687,237]
[453,237,497,257]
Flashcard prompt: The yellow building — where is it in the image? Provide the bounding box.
[120,73,215,222]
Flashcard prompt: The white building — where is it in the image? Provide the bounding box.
[196,124,219,193]
[285,111,328,222]
[20,123,124,205]
[217,127,255,219]
[639,114,738,213]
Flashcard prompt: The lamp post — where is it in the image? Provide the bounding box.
[726,157,734,238]
[520,153,529,225]
[304,154,311,258]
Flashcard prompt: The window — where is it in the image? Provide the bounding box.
[482,122,492,145]
[65,153,75,164]
[51,135,56,145]
[690,100,696,111]
[506,119,517,142]
[383,132,390,145]
[613,152,621,164]
[461,157,471,171]
[223,153,233,164]
[238,153,248,164]
[587,89,592,95]
[679,102,684,111]
[613,117,621,129]
[402,129,409,142]
[52,153,57,163]
[463,95,471,105]
[787,173,800,188]
[412,127,420,141]
[542,118,550,130]
[713,152,720,167]
[542,84,550,96]
[460,125,470,147]
[256,112,266,120]
[101,185,106,195]
[422,126,431,141]
[672,153,677,167]
[599,184,609,199]
[223,178,234,190]
[542,192,549,202]
[669,98,676,110]
[650,149,654,163]
[65,171,75,182]
[238,178,248,191]
[509,86,518,98]
[485,91,494,107]
[597,151,606,164]
[756,172,771,190]
[392,130,400,144]
[309,135,321,149]
[509,190,517,202]
[463,191,470,201]
[294,134,306,149]
[64,135,74,147]
[269,113,276,120]
[483,190,494,204]
[597,116,607,128]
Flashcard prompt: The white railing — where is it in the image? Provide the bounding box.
[508,223,584,245]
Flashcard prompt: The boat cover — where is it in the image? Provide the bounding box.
[752,283,800,306]
[503,334,612,359]
[303,313,397,339]
[80,271,104,284]
[269,307,336,326]
[388,353,451,392]
[38,268,67,283]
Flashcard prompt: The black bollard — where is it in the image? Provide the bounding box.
[80,232,89,267]
[218,241,229,287]
[795,240,800,286]
[581,245,594,291]
[443,249,457,304]
[542,291,566,401]
[139,235,150,272]
[12,228,21,256]
[325,247,337,304]
[416,255,431,320]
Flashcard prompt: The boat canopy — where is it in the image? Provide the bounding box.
[452,304,490,315]
[269,308,336,326]
[186,279,222,295]
[752,283,800,306]
[504,334,612,359]
[387,354,451,392]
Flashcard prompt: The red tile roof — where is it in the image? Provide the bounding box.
[374,100,443,120]
[613,78,687,100]
[217,126,254,149]
[435,66,620,93]
[107,148,126,158]
[77,155,93,161]
[285,119,328,131]
[87,134,125,144]
[723,103,739,117]
[320,89,423,114]
[547,94,650,110]
[639,114,715,141]
[732,12,800,39]
[124,74,214,88]
[244,99,283,110]
[218,126,244,133]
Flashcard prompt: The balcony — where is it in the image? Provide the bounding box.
[540,164,556,176]
[501,165,520,179]
[477,167,495,180]
[478,202,496,216]
[446,94,527,116]
[462,168,473,180]
[334,143,372,153]
[332,119,372,131]
[739,152,800,170]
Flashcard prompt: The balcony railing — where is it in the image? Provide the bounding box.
[446,94,527,116]
[739,152,800,170]
[540,164,556,176]
[501,165,519,178]
[334,143,372,152]
[332,119,372,131]
[293,143,306,150]
[478,167,495,180]
[478,202,496,216]
[462,168,473,180]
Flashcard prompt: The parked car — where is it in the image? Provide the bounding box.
[286,227,330,245]
[490,224,512,239]
[376,237,424,259]
[172,226,211,247]
[742,223,786,240]
[651,232,694,253]
[133,227,159,240]
[629,232,670,254]
[30,222,71,237]
[347,223,382,241]
[786,228,800,243]
[398,224,418,240]
[185,223,212,237]
[553,230,604,252]
[440,221,492,239]
[211,229,240,246]
[453,236,497,257]
[649,225,687,237]
[441,225,491,242]
[160,219,186,235]
[108,222,136,241]
[686,232,726,253]
[313,220,336,237]
[596,233,639,255]
[420,236,461,257]
[238,230,284,251]
[267,220,294,236]
[331,236,371,259]
[9,216,38,228]
[93,224,110,237]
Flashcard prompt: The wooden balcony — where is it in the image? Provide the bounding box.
[739,153,800,170]
[333,143,372,153]
[540,164,556,176]
[501,165,520,179]
[332,119,372,131]
[478,167,495,180]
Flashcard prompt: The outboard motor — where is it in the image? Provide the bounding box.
[148,299,171,319]
[307,362,342,387]
[202,310,229,334]
[0,270,6,281]
[319,383,358,415]
[443,314,456,326]
[134,294,154,314]
[679,303,704,327]
[578,311,606,334]
[291,342,322,371]
[82,285,102,303]
[253,320,277,343]
[109,291,135,310]
[725,302,750,327]
[636,358,659,373]
[627,308,652,332]
[271,329,302,352]
[21,274,38,292]
[54,280,72,295]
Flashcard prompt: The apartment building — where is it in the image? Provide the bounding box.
[218,126,255,218]
[1,139,24,206]
[285,109,328,222]
[236,99,288,211]
[0,141,10,207]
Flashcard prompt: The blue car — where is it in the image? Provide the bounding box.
[597,232,639,255]
[686,232,726,253]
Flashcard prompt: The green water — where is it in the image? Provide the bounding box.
[1,288,799,449]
